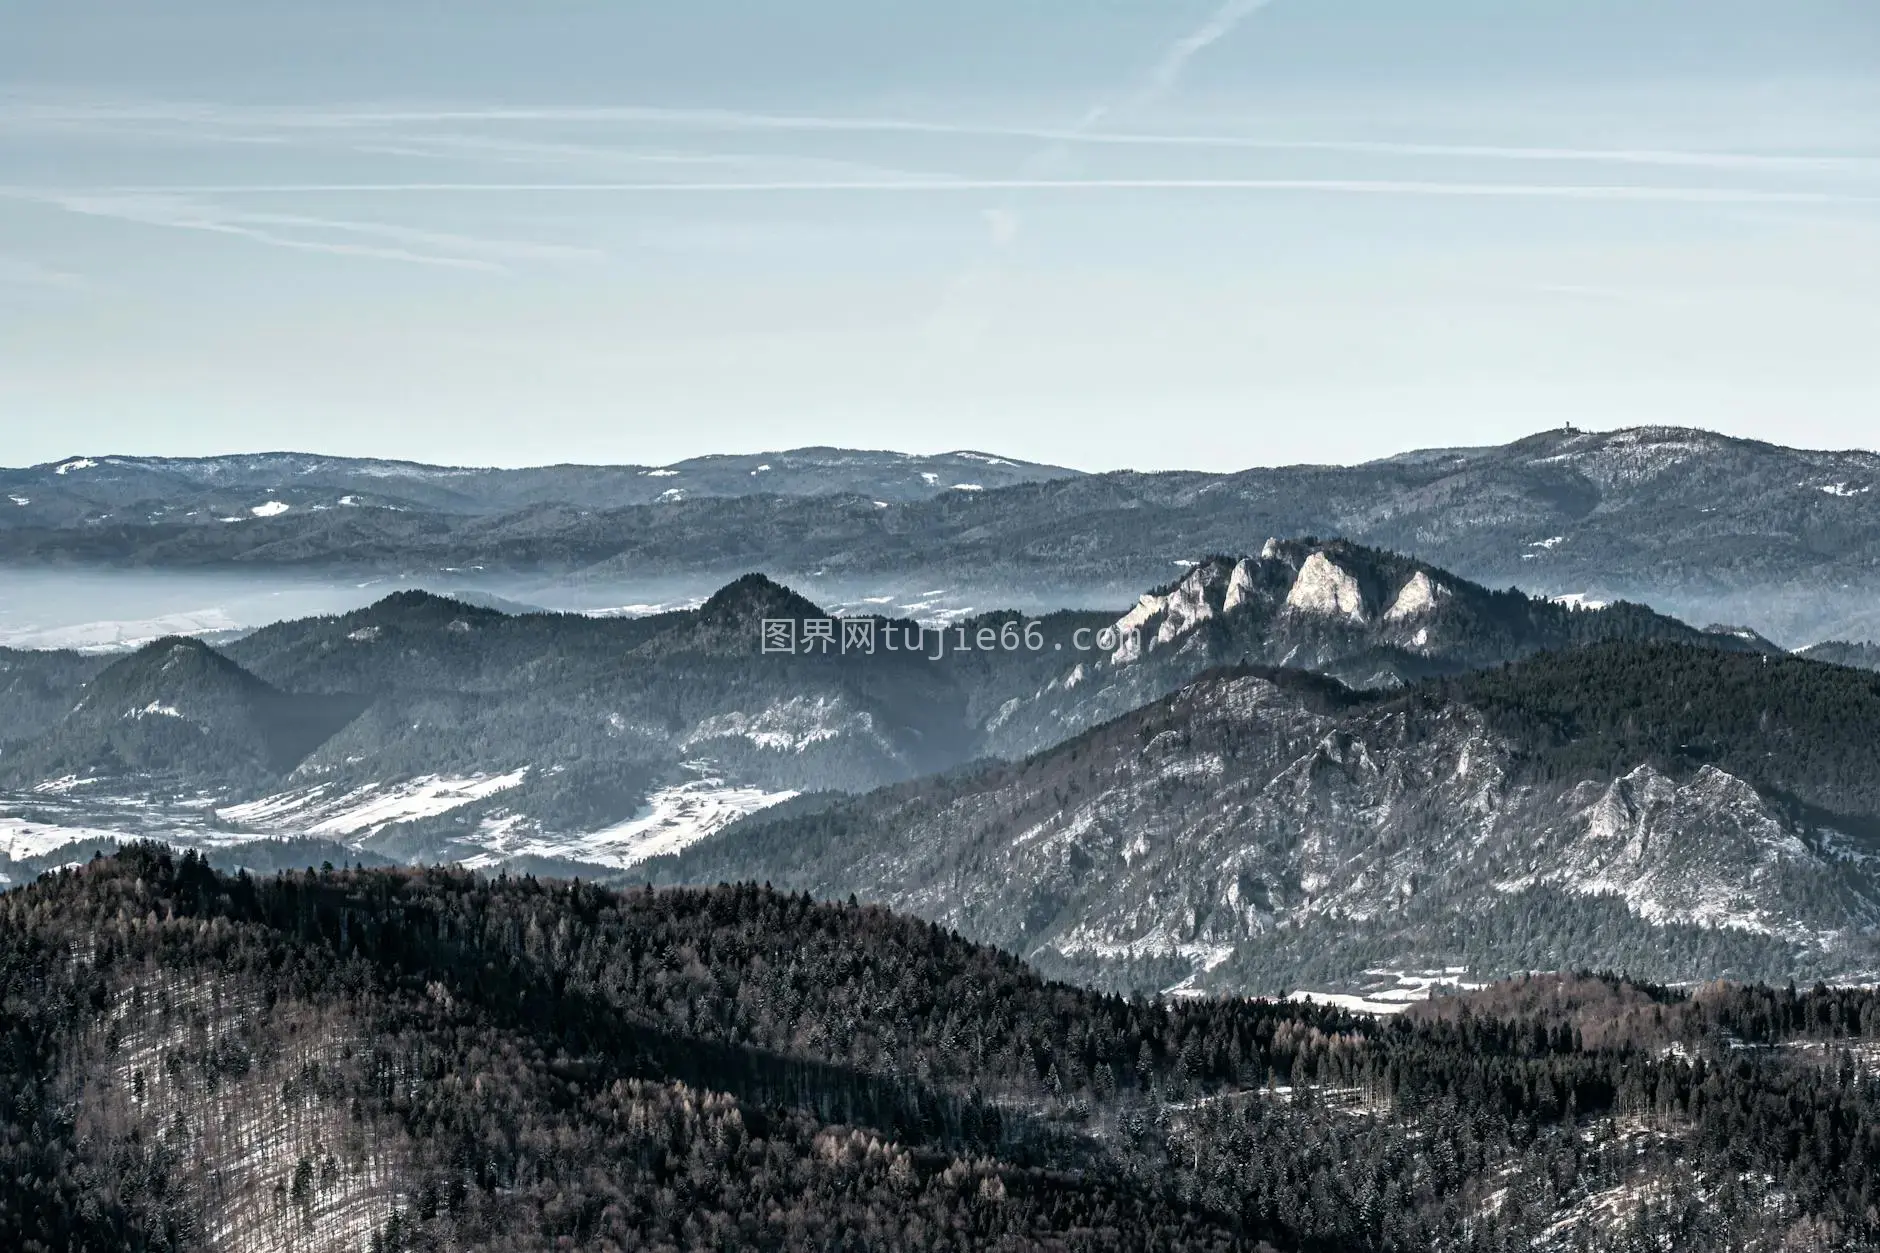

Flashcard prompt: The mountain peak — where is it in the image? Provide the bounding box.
[357,589,503,625]
[697,574,827,628]
[3,635,366,786]
[97,635,268,698]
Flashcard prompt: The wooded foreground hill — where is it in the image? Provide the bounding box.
[4,849,1880,1252]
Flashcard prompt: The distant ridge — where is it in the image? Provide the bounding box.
[4,425,1878,644]
[0,446,1082,524]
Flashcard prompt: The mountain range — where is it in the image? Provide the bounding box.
[9,538,1880,995]
[10,448,1880,1248]
[0,447,1076,526]
[2,540,1764,874]
[6,426,1879,644]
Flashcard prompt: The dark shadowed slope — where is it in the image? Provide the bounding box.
[7,849,1880,1251]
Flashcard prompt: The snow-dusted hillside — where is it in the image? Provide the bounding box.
[662,643,1880,993]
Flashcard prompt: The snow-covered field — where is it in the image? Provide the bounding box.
[0,608,251,653]
[217,769,530,838]
[1286,969,1485,1016]
[0,814,135,861]
[2,761,792,878]
[494,775,797,869]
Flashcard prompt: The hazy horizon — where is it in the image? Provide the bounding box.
[5,419,1879,475]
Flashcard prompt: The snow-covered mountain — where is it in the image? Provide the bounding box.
[3,546,1866,968]
[659,642,1880,993]
[0,545,1760,876]
[981,538,1764,758]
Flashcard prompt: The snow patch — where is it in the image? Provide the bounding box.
[0,815,126,860]
[685,696,867,752]
[219,770,529,838]
[54,457,97,474]
[32,774,99,795]
[499,775,797,868]
[124,701,185,720]
[1286,990,1414,1016]
[0,608,248,654]
[248,500,290,517]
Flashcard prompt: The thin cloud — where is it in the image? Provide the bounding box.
[11,189,604,271]
[67,179,1859,206]
[329,132,952,183]
[8,99,1866,175]
[935,0,1279,358]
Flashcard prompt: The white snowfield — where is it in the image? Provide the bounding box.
[218,769,530,837]
[1285,970,1483,1017]
[124,700,185,720]
[495,776,797,870]
[0,815,132,860]
[4,758,793,876]
[0,608,246,652]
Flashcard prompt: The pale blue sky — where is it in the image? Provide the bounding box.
[2,1,1876,470]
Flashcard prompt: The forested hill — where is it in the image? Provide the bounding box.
[1443,640,1880,821]
[1797,640,1880,672]
[658,640,1880,993]
[6,849,1880,1251]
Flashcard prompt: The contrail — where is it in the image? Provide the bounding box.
[927,0,1279,358]
[1119,0,1275,117]
[50,180,1856,206]
[10,101,1864,175]
[1048,0,1276,165]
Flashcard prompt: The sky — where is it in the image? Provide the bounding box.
[2,0,1877,471]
